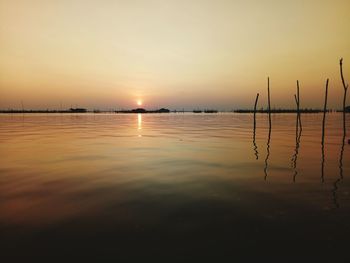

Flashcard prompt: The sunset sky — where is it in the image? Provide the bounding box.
[1,0,349,110]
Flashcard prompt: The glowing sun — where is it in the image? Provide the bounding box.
[137,100,142,106]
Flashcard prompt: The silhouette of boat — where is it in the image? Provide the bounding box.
[193,110,202,113]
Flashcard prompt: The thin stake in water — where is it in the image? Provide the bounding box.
[321,79,329,183]
[253,93,259,159]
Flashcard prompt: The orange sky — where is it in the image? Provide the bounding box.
[0,0,350,110]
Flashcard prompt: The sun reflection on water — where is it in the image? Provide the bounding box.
[137,113,142,137]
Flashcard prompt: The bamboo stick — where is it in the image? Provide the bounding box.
[296,80,302,130]
[253,93,259,159]
[340,58,348,137]
[253,93,259,129]
[321,79,329,145]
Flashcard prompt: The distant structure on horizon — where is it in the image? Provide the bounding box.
[193,109,218,113]
[117,108,170,114]
[69,108,87,113]
[204,109,218,113]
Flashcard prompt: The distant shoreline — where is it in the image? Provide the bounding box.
[234,109,343,113]
[0,109,348,114]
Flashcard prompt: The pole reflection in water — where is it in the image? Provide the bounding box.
[332,117,346,208]
[264,122,271,181]
[291,114,302,182]
[1,113,350,262]
[321,137,326,183]
[264,78,272,181]
[253,124,259,160]
[332,178,341,208]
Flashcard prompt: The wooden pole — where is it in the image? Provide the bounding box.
[253,93,259,160]
[292,83,302,182]
[340,58,348,137]
[296,80,302,130]
[254,93,259,114]
[264,78,271,181]
[320,79,329,182]
[253,93,259,128]
[294,94,299,128]
[322,79,329,145]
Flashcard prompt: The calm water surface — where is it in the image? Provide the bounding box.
[0,113,349,262]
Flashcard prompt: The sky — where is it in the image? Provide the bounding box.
[0,0,350,110]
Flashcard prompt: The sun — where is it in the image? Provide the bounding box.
[137,100,142,106]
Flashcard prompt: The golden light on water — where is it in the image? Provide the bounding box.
[137,113,142,132]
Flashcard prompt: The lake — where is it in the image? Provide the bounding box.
[0,113,349,262]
